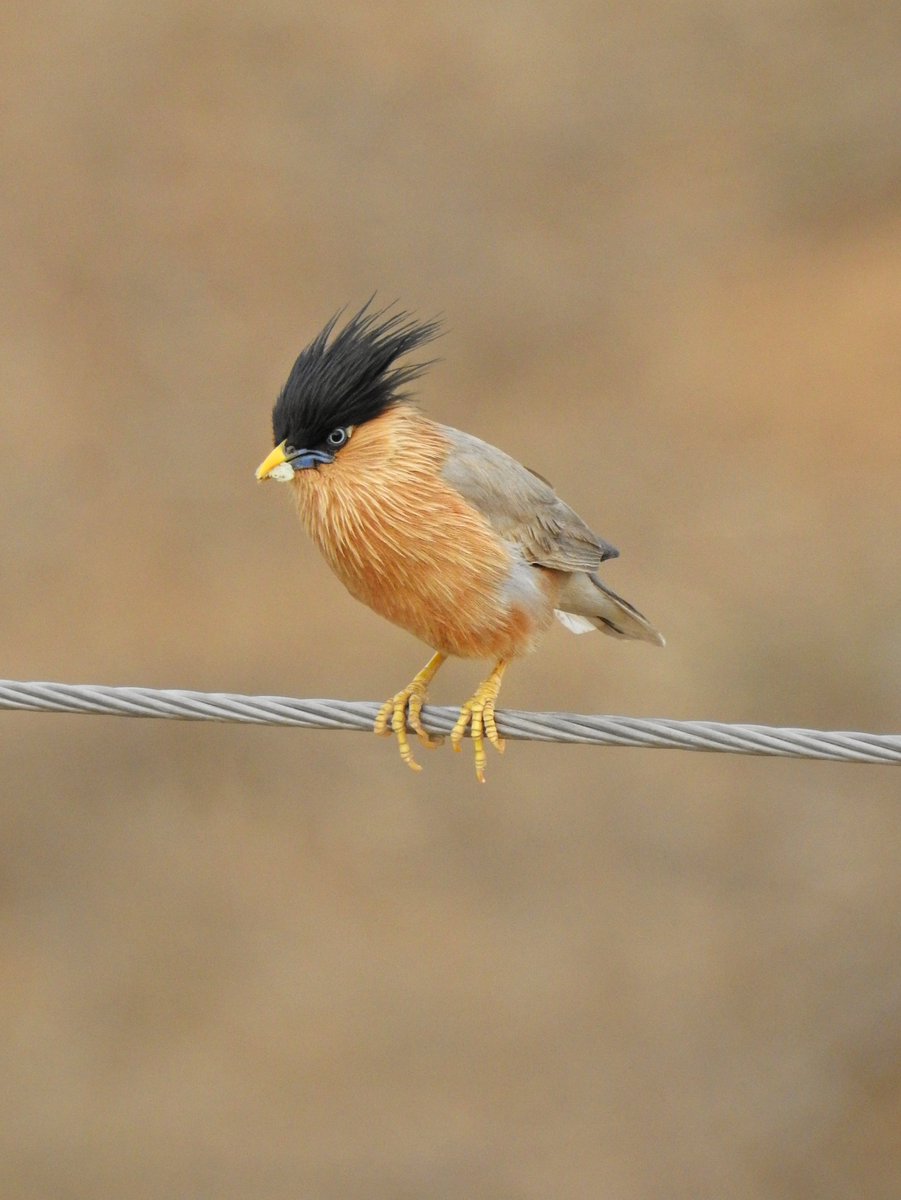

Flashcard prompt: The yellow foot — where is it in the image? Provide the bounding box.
[374,652,446,773]
[450,660,508,783]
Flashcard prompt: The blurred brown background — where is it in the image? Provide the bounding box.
[2,2,900,1197]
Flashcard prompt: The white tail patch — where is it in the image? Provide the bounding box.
[554,609,596,635]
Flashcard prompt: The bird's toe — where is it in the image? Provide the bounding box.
[450,662,509,782]
[407,691,444,749]
[374,653,447,774]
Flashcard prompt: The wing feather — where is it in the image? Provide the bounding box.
[438,425,618,572]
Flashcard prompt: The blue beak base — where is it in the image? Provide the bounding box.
[288,448,335,470]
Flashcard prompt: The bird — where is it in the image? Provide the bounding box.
[255,303,663,781]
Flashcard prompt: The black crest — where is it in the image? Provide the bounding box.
[272,303,441,450]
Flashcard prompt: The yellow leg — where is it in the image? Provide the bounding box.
[374,651,446,773]
[450,660,508,783]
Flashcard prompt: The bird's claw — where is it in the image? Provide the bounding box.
[374,655,445,773]
[450,666,507,783]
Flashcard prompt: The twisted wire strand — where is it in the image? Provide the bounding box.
[1,680,899,763]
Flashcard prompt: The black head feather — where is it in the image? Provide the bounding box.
[272,303,441,452]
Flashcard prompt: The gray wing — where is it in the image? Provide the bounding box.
[438,425,618,571]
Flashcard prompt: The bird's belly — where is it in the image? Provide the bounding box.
[326,531,557,660]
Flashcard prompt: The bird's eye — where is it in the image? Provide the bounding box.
[326,427,349,448]
[284,444,297,457]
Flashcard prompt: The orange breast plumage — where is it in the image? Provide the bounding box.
[290,407,557,659]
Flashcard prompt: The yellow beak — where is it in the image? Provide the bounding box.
[255,440,290,481]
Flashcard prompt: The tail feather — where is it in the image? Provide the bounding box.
[555,572,665,646]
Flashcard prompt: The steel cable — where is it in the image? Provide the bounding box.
[1,680,899,763]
